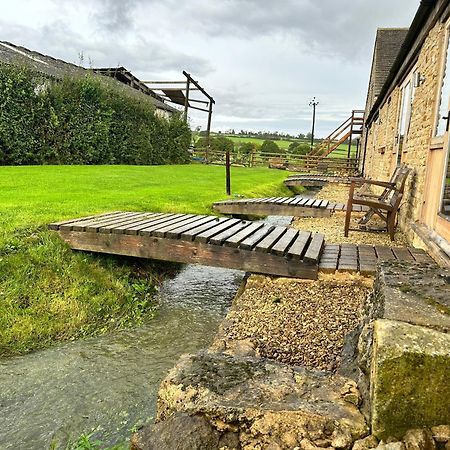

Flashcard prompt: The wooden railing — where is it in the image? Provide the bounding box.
[310,110,364,158]
[191,149,360,175]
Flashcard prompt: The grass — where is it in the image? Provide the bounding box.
[222,135,307,149]
[0,164,291,356]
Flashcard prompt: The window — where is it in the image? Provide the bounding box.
[395,71,416,165]
[440,149,450,218]
[436,29,450,136]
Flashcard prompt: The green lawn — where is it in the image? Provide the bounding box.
[0,164,292,356]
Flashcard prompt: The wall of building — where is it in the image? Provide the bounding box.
[363,20,447,243]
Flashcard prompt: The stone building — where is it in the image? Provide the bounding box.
[362,0,450,264]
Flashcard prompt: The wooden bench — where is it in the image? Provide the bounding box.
[344,165,411,241]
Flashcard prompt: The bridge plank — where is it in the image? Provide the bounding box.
[224,222,265,247]
[165,216,218,239]
[303,233,325,263]
[69,212,140,232]
[181,217,228,241]
[48,211,121,230]
[123,214,176,235]
[152,215,201,238]
[209,221,252,245]
[98,213,160,233]
[255,226,287,253]
[270,228,299,256]
[287,231,311,259]
[239,225,274,250]
[194,218,242,243]
[139,214,189,236]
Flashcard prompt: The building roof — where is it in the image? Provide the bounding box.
[0,41,177,113]
[365,0,448,125]
[364,28,409,115]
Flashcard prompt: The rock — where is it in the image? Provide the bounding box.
[331,427,353,449]
[352,435,379,450]
[376,443,406,450]
[130,412,220,450]
[375,261,450,333]
[300,438,327,450]
[385,444,405,450]
[156,351,368,449]
[431,425,450,443]
[370,320,450,439]
[403,429,436,450]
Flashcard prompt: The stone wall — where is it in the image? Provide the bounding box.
[363,20,446,243]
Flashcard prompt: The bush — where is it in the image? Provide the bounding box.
[0,63,191,165]
[288,142,311,155]
[238,142,257,154]
[260,140,283,155]
[194,136,234,153]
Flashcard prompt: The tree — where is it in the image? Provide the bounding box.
[260,140,283,155]
[289,143,310,155]
[238,142,257,154]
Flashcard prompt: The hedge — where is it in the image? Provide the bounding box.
[0,63,191,165]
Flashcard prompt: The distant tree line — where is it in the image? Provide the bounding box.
[0,63,191,165]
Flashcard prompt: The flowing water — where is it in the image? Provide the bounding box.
[0,216,292,450]
[0,265,244,449]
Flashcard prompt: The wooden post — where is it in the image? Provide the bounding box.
[226,150,231,195]
[206,101,213,164]
[183,78,190,122]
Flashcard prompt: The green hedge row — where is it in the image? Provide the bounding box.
[0,63,191,165]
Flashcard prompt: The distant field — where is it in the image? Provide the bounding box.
[221,135,309,149]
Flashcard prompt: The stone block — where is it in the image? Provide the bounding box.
[371,319,450,438]
[155,351,368,449]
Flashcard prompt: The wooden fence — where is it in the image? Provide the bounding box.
[191,149,360,175]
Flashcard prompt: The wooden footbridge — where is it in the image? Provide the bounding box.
[213,196,369,218]
[284,174,361,188]
[49,211,433,280]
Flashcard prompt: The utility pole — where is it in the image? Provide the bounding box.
[309,97,319,151]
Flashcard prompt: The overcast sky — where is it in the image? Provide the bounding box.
[2,0,418,136]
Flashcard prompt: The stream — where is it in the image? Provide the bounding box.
[0,265,244,449]
[0,216,291,450]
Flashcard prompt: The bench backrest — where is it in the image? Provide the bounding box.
[389,166,411,209]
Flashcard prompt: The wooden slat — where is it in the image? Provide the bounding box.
[303,233,325,263]
[139,214,190,236]
[375,246,395,261]
[124,214,177,235]
[69,212,141,232]
[48,211,121,230]
[224,222,265,247]
[165,216,218,239]
[181,217,229,241]
[239,225,274,250]
[409,248,435,264]
[209,221,252,245]
[97,213,160,233]
[270,228,299,256]
[391,247,415,262]
[194,218,242,243]
[287,231,311,259]
[152,215,201,238]
[102,213,165,234]
[255,226,287,253]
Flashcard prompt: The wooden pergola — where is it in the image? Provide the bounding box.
[143,71,215,152]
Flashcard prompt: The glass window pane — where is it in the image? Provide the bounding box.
[441,150,450,217]
[436,34,450,136]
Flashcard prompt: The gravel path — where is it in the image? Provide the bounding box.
[215,275,372,371]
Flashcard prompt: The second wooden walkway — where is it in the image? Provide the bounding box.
[284,174,359,188]
[213,196,369,217]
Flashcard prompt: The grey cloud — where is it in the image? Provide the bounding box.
[1,19,213,76]
[93,0,416,61]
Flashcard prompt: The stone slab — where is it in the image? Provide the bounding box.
[376,261,450,333]
[154,351,368,449]
[371,319,450,439]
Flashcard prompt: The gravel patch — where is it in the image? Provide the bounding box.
[293,211,409,246]
[315,183,352,204]
[216,275,372,371]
